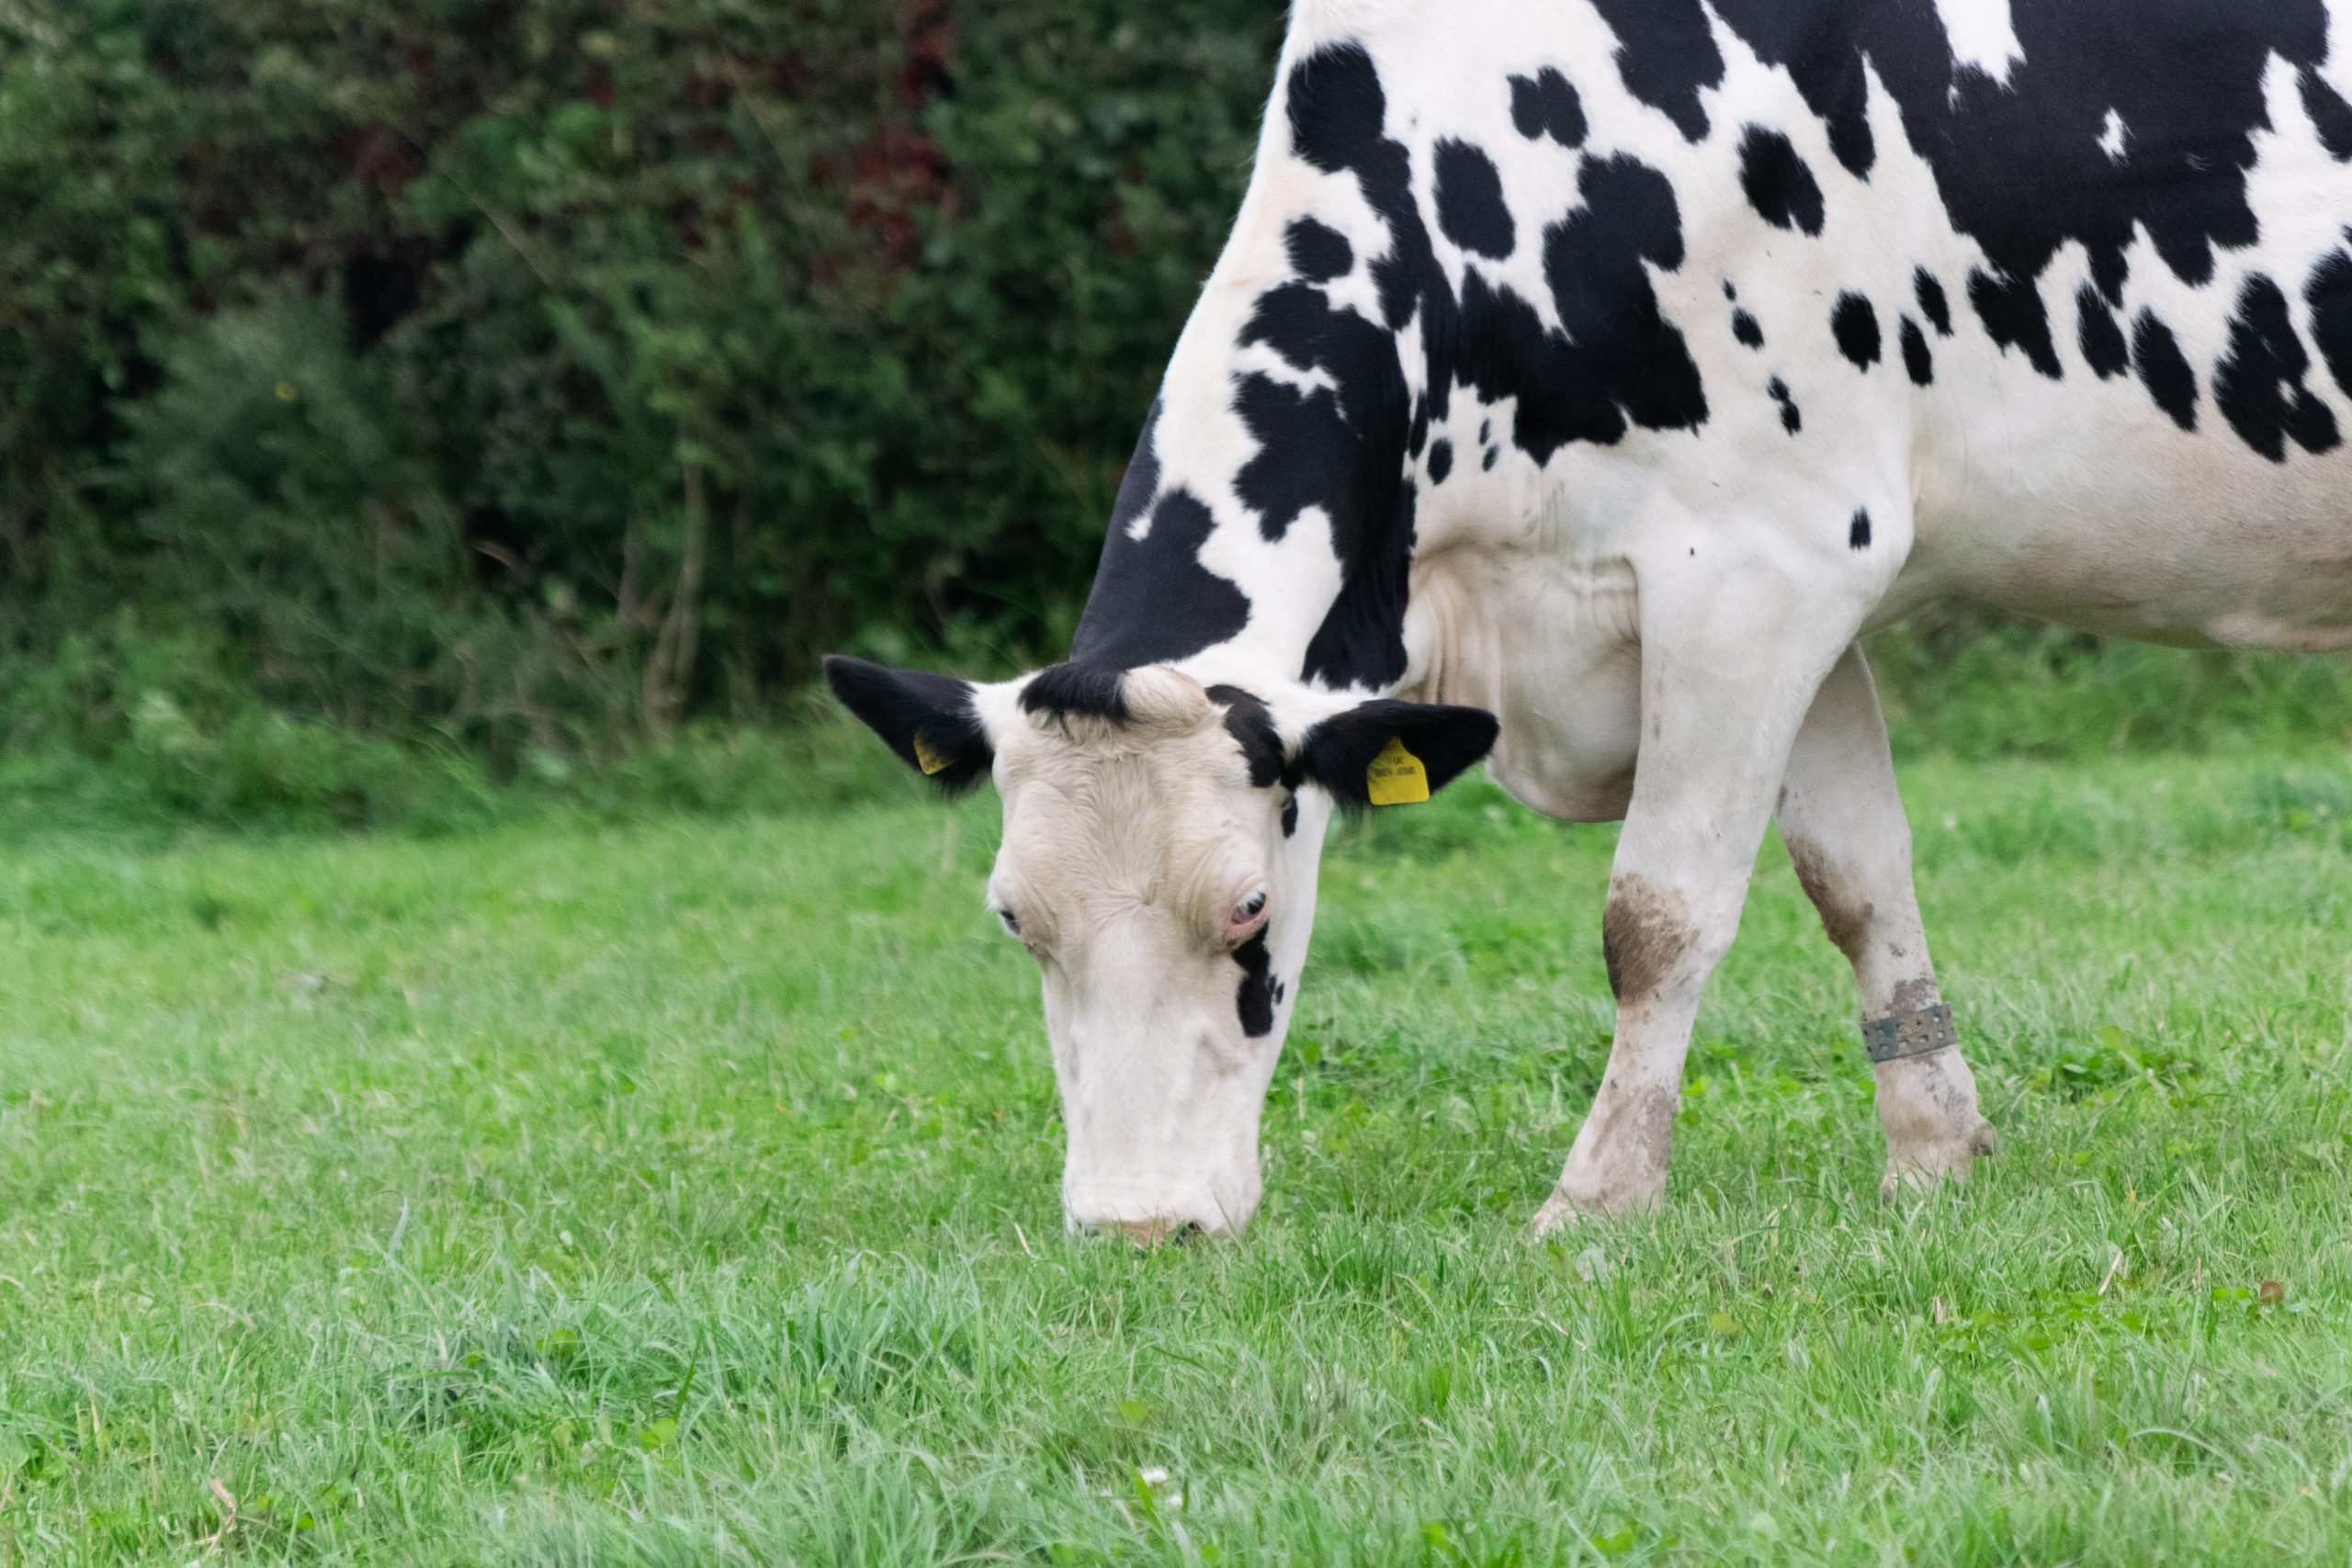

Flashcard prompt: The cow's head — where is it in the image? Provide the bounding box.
[826,656,1498,1239]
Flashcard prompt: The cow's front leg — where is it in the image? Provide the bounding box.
[1776,645,1996,1196]
[1532,560,1866,1232]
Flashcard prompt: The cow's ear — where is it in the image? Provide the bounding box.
[1295,699,1498,808]
[823,655,995,795]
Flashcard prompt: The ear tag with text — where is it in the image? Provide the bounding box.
[912,733,951,775]
[1365,735,1430,805]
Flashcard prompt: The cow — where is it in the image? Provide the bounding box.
[828,0,2352,1240]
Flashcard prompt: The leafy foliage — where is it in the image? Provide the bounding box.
[2,0,1279,760]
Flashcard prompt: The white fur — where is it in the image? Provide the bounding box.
[1936,0,2025,85]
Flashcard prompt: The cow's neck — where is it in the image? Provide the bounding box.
[1065,294,1421,696]
[1066,43,1435,700]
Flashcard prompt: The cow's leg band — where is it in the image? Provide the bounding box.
[1862,1001,1957,1063]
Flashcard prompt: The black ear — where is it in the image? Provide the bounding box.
[822,655,994,795]
[1296,699,1498,808]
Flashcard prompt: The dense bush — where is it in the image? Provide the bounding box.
[3,0,1281,764]
[0,0,2346,828]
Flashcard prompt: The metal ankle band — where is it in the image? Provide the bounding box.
[1863,1001,1957,1063]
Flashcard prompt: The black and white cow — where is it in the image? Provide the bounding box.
[830,0,2352,1239]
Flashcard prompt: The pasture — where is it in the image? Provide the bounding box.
[3,750,2351,1564]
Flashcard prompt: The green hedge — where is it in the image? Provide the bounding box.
[3,0,1280,764]
[2,0,2346,817]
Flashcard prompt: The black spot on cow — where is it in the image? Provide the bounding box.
[1482,446,1499,470]
[2305,247,2352,399]
[1724,279,1738,300]
[1849,508,1871,549]
[1898,315,1933,385]
[2214,274,2341,461]
[1286,41,1391,175]
[2076,284,2129,378]
[1206,684,1289,790]
[1738,127,1825,235]
[1285,217,1353,281]
[1460,152,1706,461]
[1831,293,1881,370]
[2303,69,2352,161]
[1435,139,1514,259]
[1477,419,1491,445]
[1769,376,1802,434]
[1428,438,1453,485]
[1304,480,1417,688]
[1021,661,1131,722]
[1509,67,1587,147]
[1732,309,1764,348]
[1230,252,1415,691]
[1969,266,2063,378]
[1588,0,1724,141]
[1230,335,1416,685]
[1281,793,1299,837]
[1914,267,1953,336]
[2132,310,2199,431]
[1070,402,1253,670]
[1234,931,1276,1037]
[1706,0,1874,176]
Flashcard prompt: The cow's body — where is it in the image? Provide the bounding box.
[833,0,2352,1235]
[1092,0,2352,748]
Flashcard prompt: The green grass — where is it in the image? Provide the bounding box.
[3,751,2351,1564]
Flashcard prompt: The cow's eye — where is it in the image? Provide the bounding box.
[1228,886,1269,939]
[996,908,1022,937]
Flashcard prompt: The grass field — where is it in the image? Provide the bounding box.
[3,750,2351,1564]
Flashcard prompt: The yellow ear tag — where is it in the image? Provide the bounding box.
[1365,734,1430,805]
[911,733,951,776]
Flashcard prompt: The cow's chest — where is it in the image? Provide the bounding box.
[1400,528,1645,822]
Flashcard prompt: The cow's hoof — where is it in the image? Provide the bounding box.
[1535,1082,1677,1235]
[1877,1116,1997,1200]
[1529,1190,1589,1237]
[1529,1179,1662,1235]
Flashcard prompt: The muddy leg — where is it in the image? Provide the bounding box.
[1533,558,1868,1232]
[1776,645,1996,1197]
